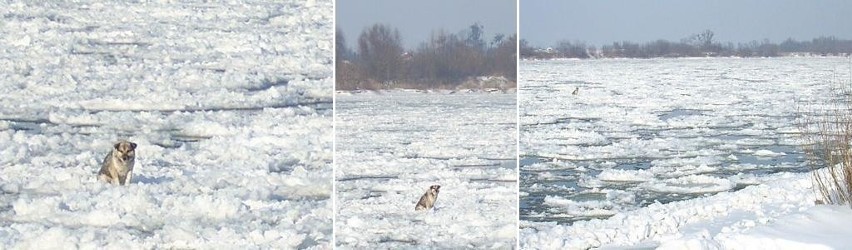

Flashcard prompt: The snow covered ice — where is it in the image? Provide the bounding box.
[0,1,332,249]
[519,57,852,248]
[335,90,517,249]
[523,170,852,249]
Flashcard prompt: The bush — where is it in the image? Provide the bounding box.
[800,77,852,205]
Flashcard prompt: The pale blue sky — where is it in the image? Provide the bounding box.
[521,0,852,47]
[336,0,517,50]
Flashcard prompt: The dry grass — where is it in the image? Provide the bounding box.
[799,76,852,206]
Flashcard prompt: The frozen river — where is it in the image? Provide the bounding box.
[0,1,333,248]
[335,90,517,249]
[519,57,850,225]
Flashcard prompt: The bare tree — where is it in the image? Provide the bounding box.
[696,29,715,47]
[491,33,517,82]
[465,22,486,51]
[555,40,590,58]
[336,28,361,89]
[357,24,403,85]
[520,39,535,58]
[343,22,516,89]
[336,28,348,61]
[491,33,505,49]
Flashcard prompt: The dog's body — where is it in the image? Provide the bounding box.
[415,185,441,211]
[98,140,137,185]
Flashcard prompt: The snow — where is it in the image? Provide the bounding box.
[520,57,852,249]
[335,91,517,249]
[707,204,852,249]
[0,1,332,249]
[751,149,787,157]
[522,170,852,249]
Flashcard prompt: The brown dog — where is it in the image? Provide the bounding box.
[97,140,137,185]
[415,185,441,211]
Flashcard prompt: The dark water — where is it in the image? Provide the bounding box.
[520,110,810,225]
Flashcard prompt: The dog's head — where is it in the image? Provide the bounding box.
[113,140,137,161]
[429,185,441,195]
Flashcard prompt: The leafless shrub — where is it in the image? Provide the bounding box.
[799,75,852,205]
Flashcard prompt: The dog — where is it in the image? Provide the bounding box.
[97,140,137,185]
[572,87,579,95]
[415,185,440,211]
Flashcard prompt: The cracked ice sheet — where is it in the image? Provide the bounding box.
[0,1,333,249]
[519,57,851,225]
[335,90,518,249]
[519,57,852,249]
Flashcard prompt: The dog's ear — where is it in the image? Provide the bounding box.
[130,142,137,150]
[114,142,121,151]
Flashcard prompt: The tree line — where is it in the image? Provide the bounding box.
[336,23,517,90]
[521,30,852,59]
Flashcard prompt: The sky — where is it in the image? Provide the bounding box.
[521,0,852,47]
[336,0,517,50]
